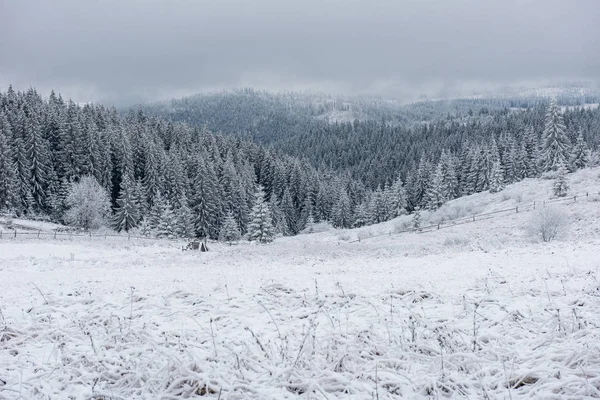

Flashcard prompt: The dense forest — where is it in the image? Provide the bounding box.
[0,87,367,240]
[1,86,598,241]
[138,89,600,187]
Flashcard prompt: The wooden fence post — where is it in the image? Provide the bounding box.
[574,196,577,202]
[516,206,518,213]
[38,230,41,238]
[54,231,57,239]
[533,201,536,210]
[14,230,17,239]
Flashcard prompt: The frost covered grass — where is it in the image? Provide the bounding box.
[3,265,600,399]
[2,168,600,398]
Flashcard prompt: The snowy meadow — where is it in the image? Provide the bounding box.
[2,169,600,399]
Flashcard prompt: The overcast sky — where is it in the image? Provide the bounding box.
[1,0,599,105]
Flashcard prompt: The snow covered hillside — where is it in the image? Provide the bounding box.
[1,168,600,399]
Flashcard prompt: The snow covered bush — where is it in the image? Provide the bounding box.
[553,163,570,197]
[443,234,471,247]
[64,176,111,231]
[527,206,568,242]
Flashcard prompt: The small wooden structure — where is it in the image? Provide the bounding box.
[183,239,209,252]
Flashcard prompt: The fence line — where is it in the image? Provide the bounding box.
[0,229,188,242]
[2,192,598,244]
[348,191,599,243]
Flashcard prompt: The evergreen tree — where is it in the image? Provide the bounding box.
[281,188,297,235]
[412,207,421,231]
[268,194,286,236]
[553,163,569,198]
[540,99,570,172]
[389,177,407,217]
[175,197,195,238]
[570,130,589,170]
[112,174,139,232]
[191,157,221,239]
[154,195,176,238]
[425,164,446,211]
[332,189,352,228]
[0,113,18,212]
[489,161,505,193]
[247,186,275,243]
[352,202,368,228]
[524,127,540,178]
[219,211,241,244]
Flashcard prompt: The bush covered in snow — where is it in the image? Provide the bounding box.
[64,176,111,231]
[526,206,568,242]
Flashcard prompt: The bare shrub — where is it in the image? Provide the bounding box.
[526,207,568,242]
[394,219,412,233]
[443,234,471,247]
[357,229,373,241]
[337,233,350,241]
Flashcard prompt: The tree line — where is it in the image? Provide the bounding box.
[0,86,597,241]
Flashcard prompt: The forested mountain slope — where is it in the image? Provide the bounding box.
[0,87,367,238]
[137,89,600,190]
[2,86,598,239]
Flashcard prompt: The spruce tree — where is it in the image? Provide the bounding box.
[113,174,139,232]
[489,161,505,193]
[155,196,176,238]
[352,203,368,228]
[553,162,569,198]
[524,128,540,178]
[332,189,352,228]
[268,194,286,236]
[425,164,446,211]
[219,211,241,245]
[570,130,588,170]
[540,99,570,172]
[175,196,195,238]
[281,188,297,235]
[412,207,421,231]
[390,177,407,217]
[0,113,18,212]
[247,186,275,243]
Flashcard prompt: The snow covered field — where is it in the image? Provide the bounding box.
[2,169,600,399]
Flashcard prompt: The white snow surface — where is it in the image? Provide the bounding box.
[1,168,600,399]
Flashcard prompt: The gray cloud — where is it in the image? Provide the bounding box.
[1,0,599,105]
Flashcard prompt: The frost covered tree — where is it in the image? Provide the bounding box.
[570,130,589,171]
[112,174,139,232]
[412,207,421,231]
[552,163,569,198]
[425,164,446,210]
[64,176,110,230]
[0,113,18,212]
[175,198,195,238]
[153,194,176,238]
[489,161,505,193]
[219,211,241,245]
[247,186,275,243]
[540,99,570,172]
[352,202,368,228]
[389,177,407,217]
[332,189,352,228]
